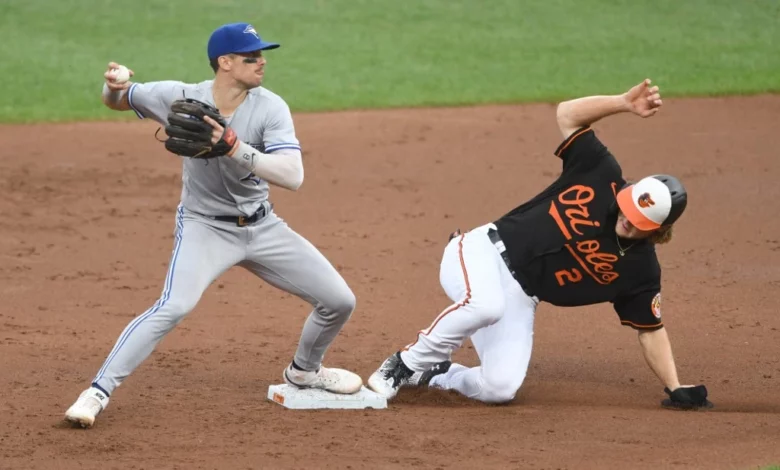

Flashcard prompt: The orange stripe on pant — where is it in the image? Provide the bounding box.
[403,234,472,351]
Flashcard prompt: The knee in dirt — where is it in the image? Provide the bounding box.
[480,372,525,404]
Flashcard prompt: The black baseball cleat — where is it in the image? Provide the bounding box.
[367,352,422,399]
[418,360,452,387]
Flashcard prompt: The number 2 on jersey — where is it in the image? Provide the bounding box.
[555,268,583,286]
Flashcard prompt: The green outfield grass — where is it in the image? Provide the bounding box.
[1,0,778,122]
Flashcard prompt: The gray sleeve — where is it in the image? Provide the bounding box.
[127,81,185,124]
[262,97,301,153]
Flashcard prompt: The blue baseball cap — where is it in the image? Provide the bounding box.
[207,23,280,60]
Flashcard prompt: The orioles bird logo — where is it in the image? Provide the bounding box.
[651,293,662,319]
[637,193,655,208]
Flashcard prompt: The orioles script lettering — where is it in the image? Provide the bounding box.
[548,185,619,285]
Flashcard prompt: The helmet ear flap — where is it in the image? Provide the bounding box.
[650,174,688,226]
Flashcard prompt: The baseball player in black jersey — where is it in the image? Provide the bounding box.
[368,79,712,411]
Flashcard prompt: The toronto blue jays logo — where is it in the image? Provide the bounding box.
[241,172,263,185]
[243,25,259,39]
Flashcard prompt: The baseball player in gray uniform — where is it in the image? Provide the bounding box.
[65,22,362,428]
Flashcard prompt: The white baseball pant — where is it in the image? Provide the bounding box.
[400,223,539,403]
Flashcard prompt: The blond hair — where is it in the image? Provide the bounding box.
[650,225,673,245]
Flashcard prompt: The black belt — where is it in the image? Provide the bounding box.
[487,228,535,298]
[211,203,270,227]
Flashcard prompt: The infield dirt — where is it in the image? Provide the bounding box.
[1,95,779,469]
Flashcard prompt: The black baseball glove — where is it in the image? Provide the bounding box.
[160,98,237,159]
[661,385,714,411]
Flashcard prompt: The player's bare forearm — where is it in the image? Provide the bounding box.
[101,83,132,111]
[101,62,134,111]
[556,95,628,138]
[637,327,681,391]
[556,79,663,138]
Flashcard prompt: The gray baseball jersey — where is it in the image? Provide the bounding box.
[128,79,301,216]
[90,80,356,395]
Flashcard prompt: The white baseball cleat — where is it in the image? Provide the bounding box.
[367,352,421,399]
[64,387,109,428]
[284,364,363,395]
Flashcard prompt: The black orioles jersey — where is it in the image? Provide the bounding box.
[494,127,664,330]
